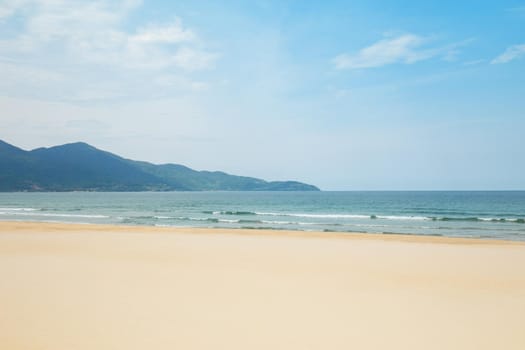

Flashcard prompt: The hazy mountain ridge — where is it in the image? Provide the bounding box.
[0,140,319,191]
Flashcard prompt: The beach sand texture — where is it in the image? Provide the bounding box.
[1,221,525,349]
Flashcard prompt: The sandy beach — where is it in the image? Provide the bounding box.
[1,221,524,349]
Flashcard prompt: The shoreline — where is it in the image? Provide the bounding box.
[1,220,524,245]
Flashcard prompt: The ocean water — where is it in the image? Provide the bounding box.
[0,191,524,241]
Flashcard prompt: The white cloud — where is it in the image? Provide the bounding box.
[333,34,459,70]
[171,47,218,71]
[0,1,215,71]
[491,44,525,64]
[0,0,217,102]
[0,0,40,20]
[131,20,195,44]
[0,1,18,20]
[463,59,485,66]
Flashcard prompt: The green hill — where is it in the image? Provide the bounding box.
[0,140,319,192]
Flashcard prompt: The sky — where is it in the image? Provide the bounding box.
[0,0,524,190]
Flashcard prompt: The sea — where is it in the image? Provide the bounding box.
[0,191,524,241]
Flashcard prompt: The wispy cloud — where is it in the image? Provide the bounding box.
[491,44,525,64]
[333,33,463,70]
[131,20,196,44]
[0,1,216,71]
[463,59,485,66]
[0,0,31,20]
[0,0,217,102]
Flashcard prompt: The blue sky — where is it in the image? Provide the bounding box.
[0,0,524,190]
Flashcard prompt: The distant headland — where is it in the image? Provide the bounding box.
[0,140,319,192]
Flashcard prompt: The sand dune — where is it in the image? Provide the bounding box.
[1,221,524,349]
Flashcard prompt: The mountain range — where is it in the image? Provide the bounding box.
[0,140,319,192]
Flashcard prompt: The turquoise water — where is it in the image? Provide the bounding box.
[0,191,524,240]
